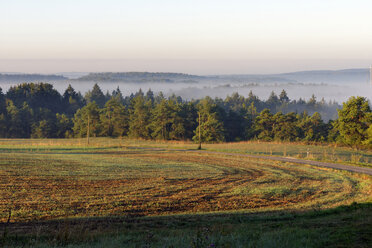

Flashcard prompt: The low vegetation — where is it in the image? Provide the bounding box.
[2,138,369,166]
[0,139,371,247]
[3,203,372,248]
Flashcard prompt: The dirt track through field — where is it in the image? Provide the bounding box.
[128,147,372,176]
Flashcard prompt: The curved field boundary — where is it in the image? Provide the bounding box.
[127,147,372,176]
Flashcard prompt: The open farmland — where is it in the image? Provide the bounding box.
[0,138,371,247]
[0,138,371,166]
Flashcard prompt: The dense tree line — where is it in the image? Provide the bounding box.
[0,82,370,148]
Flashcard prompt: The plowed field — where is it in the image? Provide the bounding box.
[1,148,371,222]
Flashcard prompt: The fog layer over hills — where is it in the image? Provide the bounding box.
[0,69,371,103]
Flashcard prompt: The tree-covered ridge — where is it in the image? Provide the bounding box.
[76,72,204,82]
[0,73,67,82]
[215,68,371,84]
[0,82,371,148]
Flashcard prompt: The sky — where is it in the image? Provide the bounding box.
[1,0,372,74]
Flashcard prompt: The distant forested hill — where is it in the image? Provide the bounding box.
[217,69,370,84]
[2,68,369,84]
[276,69,370,84]
[76,72,205,83]
[76,69,370,84]
[0,73,67,82]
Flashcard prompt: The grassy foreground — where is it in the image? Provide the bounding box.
[1,138,370,166]
[2,203,372,248]
[0,138,371,247]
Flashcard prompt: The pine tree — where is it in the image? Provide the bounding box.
[63,84,84,116]
[267,91,280,112]
[193,97,225,143]
[85,84,106,107]
[112,86,124,103]
[308,94,317,106]
[279,89,289,103]
[6,101,33,138]
[73,102,101,139]
[100,98,128,137]
[0,88,7,137]
[179,101,198,140]
[244,102,258,139]
[272,112,299,141]
[128,95,152,139]
[298,112,327,141]
[55,113,73,138]
[145,89,155,103]
[150,99,185,140]
[154,91,165,104]
[254,109,274,141]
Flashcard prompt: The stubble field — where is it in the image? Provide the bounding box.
[0,138,371,247]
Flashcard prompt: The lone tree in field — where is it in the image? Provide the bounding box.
[336,96,372,146]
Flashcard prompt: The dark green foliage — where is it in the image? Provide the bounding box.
[336,96,372,146]
[111,86,124,103]
[0,88,7,137]
[7,83,63,113]
[153,91,163,102]
[31,119,56,138]
[224,93,249,141]
[128,95,152,139]
[267,91,280,112]
[244,102,258,139]
[84,83,106,107]
[225,109,246,141]
[364,125,372,147]
[63,84,85,116]
[193,97,225,143]
[73,102,101,138]
[254,109,275,141]
[150,98,185,140]
[298,112,328,141]
[100,98,128,137]
[179,101,198,140]
[6,101,33,138]
[272,112,300,141]
[145,89,155,103]
[56,113,74,138]
[279,89,290,103]
[0,87,6,113]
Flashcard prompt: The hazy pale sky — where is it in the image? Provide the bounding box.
[1,0,372,74]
